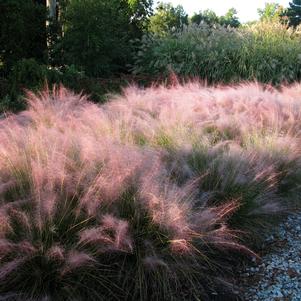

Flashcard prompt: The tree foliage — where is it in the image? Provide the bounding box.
[257,2,287,22]
[219,8,240,28]
[191,8,240,28]
[149,2,189,36]
[287,0,301,26]
[127,0,154,31]
[52,0,154,76]
[0,0,47,75]
[191,9,219,26]
[62,0,134,76]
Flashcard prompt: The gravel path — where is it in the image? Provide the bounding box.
[241,213,301,300]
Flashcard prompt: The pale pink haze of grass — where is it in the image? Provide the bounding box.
[0,81,300,299]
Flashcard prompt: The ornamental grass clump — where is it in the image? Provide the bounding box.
[132,21,301,84]
[0,81,301,300]
[0,87,249,301]
[106,82,301,239]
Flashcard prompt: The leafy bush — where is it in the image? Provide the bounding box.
[0,60,126,112]
[132,21,301,84]
[0,59,49,112]
[9,59,47,91]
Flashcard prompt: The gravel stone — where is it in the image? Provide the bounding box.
[242,213,301,301]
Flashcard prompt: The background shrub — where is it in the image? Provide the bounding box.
[0,59,49,112]
[0,60,130,112]
[132,21,301,84]
[9,59,47,92]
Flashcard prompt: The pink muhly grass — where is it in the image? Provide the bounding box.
[62,250,96,273]
[0,258,28,281]
[7,209,31,234]
[0,239,14,257]
[108,81,301,146]
[46,245,65,262]
[25,86,89,126]
[138,166,194,242]
[143,256,168,270]
[101,214,133,252]
[169,239,192,254]
[0,82,300,300]
[79,215,133,253]
[0,213,11,238]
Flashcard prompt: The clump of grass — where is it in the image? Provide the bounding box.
[132,21,301,84]
[1,81,301,300]
[106,81,301,241]
[0,87,251,300]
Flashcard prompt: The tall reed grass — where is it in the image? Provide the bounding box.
[132,21,301,84]
[0,81,301,300]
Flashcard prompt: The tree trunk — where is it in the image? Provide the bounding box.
[46,0,57,61]
[47,0,57,20]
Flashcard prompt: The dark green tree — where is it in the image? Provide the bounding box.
[0,0,47,75]
[191,9,240,28]
[149,2,188,35]
[127,0,154,31]
[286,0,301,26]
[62,0,134,76]
[191,9,219,26]
[220,8,240,27]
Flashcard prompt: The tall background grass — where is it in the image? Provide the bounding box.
[132,21,301,84]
